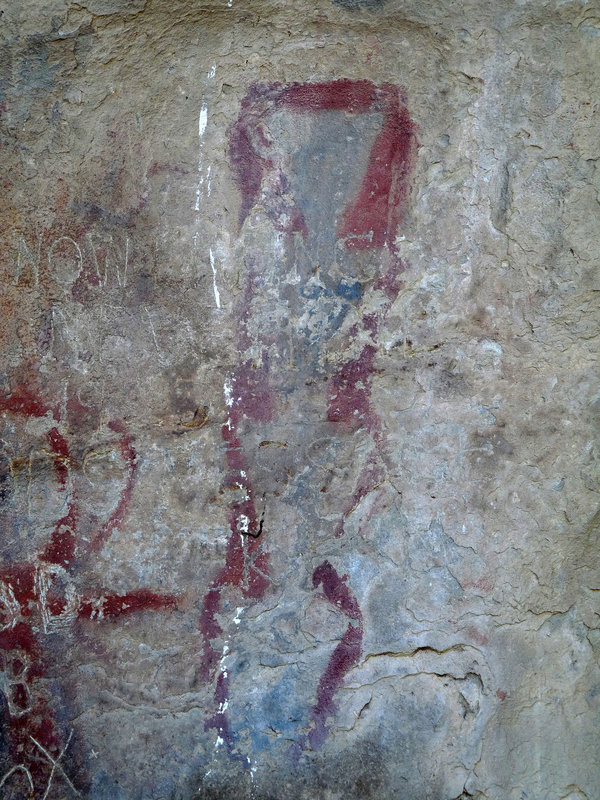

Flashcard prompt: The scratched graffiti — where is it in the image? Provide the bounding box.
[0,386,179,798]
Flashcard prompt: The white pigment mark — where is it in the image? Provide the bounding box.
[238,514,250,533]
[209,248,221,308]
[199,103,208,138]
[223,378,234,407]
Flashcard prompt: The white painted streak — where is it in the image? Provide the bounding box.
[223,378,234,407]
[194,104,208,211]
[238,514,250,533]
[199,103,208,138]
[209,248,221,308]
[233,606,244,625]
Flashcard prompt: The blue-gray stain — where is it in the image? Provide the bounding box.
[336,279,362,301]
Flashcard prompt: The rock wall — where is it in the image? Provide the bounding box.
[0,1,599,798]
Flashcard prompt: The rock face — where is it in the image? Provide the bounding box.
[0,1,599,798]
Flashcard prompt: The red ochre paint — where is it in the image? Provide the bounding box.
[88,421,137,553]
[199,342,274,746]
[40,503,78,567]
[308,561,363,750]
[229,79,416,252]
[204,670,236,752]
[213,82,415,755]
[374,256,405,299]
[327,344,378,433]
[78,589,178,620]
[199,362,274,680]
[45,426,71,488]
[0,385,179,796]
[327,258,407,538]
[0,383,57,420]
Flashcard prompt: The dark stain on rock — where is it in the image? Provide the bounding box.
[470,427,514,472]
[181,405,209,430]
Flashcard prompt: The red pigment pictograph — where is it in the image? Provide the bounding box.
[200,79,416,754]
[230,79,416,540]
[199,349,273,751]
[229,79,415,252]
[0,384,178,798]
[307,562,363,750]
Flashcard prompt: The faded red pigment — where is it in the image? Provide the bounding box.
[203,80,416,756]
[327,344,378,431]
[327,257,407,539]
[0,386,178,796]
[88,418,137,553]
[308,562,363,750]
[229,79,416,253]
[199,343,273,748]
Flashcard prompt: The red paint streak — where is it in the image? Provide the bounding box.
[199,349,273,749]
[228,120,265,229]
[330,259,407,537]
[374,256,405,299]
[199,588,224,682]
[0,563,35,610]
[312,561,361,619]
[205,671,235,752]
[40,503,78,566]
[88,421,137,553]
[78,589,177,620]
[308,561,363,750]
[0,612,61,791]
[46,427,70,461]
[227,359,276,427]
[340,102,415,251]
[362,312,379,339]
[46,426,71,487]
[199,383,271,675]
[0,384,55,419]
[280,79,379,113]
[229,80,416,250]
[0,621,39,656]
[327,344,377,433]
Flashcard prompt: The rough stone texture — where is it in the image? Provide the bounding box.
[0,1,599,798]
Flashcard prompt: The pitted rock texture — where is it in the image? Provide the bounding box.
[0,1,599,798]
